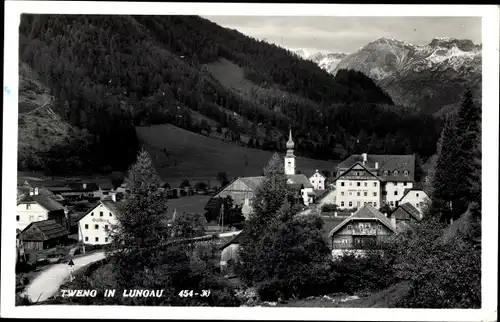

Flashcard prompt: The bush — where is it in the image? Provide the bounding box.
[321,203,337,212]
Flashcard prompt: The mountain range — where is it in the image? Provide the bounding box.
[293,37,482,114]
[18,15,442,175]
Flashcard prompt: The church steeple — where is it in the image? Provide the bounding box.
[284,128,295,175]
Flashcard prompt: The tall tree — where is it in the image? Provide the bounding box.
[108,149,170,289]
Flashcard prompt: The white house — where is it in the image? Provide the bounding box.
[309,170,326,190]
[399,188,431,214]
[78,199,119,245]
[16,187,67,232]
[333,153,416,210]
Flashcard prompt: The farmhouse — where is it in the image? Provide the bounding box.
[333,153,416,210]
[78,199,120,245]
[204,130,315,218]
[387,202,422,227]
[398,186,431,214]
[309,169,326,190]
[19,219,69,250]
[328,204,397,257]
[16,188,67,232]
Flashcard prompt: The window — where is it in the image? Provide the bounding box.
[341,201,344,207]
[91,212,94,216]
[29,215,34,222]
[416,193,420,197]
[341,238,348,244]
[404,170,409,176]
[288,162,291,165]
[341,192,344,196]
[364,182,368,187]
[85,237,89,242]
[349,192,352,196]
[377,225,382,230]
[348,201,352,207]
[383,170,388,176]
[364,192,368,196]
[105,237,109,243]
[365,223,371,229]
[404,182,407,186]
[95,237,99,242]
[85,224,88,229]
[100,211,104,217]
[105,225,109,230]
[349,182,352,186]
[394,191,398,196]
[374,202,377,207]
[373,182,377,187]
[394,170,399,176]
[373,192,377,197]
[95,224,99,229]
[16,215,20,221]
[357,182,361,187]
[416,203,420,208]
[341,182,345,187]
[395,201,399,207]
[26,204,31,210]
[364,202,367,205]
[347,225,352,230]
[390,201,394,206]
[357,192,360,196]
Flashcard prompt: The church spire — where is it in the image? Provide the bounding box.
[284,127,295,175]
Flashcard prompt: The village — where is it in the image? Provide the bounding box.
[15,129,432,300]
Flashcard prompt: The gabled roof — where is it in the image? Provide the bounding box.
[328,204,396,236]
[20,219,69,241]
[400,187,430,201]
[338,154,415,182]
[239,176,266,191]
[78,200,121,222]
[286,174,314,189]
[97,181,114,190]
[332,161,383,183]
[309,171,326,179]
[18,195,64,212]
[390,202,422,221]
[220,230,248,250]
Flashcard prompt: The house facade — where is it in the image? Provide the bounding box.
[399,188,430,214]
[309,170,326,190]
[16,189,67,232]
[328,204,397,257]
[78,200,119,245]
[334,153,416,210]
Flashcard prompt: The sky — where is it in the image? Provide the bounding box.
[203,16,482,54]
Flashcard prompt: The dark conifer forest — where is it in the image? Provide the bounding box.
[18,14,442,174]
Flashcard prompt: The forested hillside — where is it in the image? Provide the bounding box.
[19,15,441,174]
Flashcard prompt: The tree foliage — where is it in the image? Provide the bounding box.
[18,14,441,175]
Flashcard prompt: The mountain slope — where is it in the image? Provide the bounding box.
[332,37,482,114]
[18,15,441,176]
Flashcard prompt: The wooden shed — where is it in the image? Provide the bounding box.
[19,219,69,250]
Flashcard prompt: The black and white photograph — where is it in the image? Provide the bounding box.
[1,2,498,321]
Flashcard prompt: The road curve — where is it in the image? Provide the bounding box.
[25,251,106,303]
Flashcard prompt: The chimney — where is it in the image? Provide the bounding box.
[111,193,117,203]
[362,153,367,165]
[34,187,39,195]
[391,215,396,228]
[375,162,379,169]
[83,183,87,189]
[334,211,337,217]
[29,188,34,196]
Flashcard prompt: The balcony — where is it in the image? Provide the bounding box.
[350,228,381,236]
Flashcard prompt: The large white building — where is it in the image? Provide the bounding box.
[16,187,67,232]
[78,199,119,245]
[333,153,420,210]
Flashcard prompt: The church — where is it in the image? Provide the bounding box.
[204,130,315,219]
